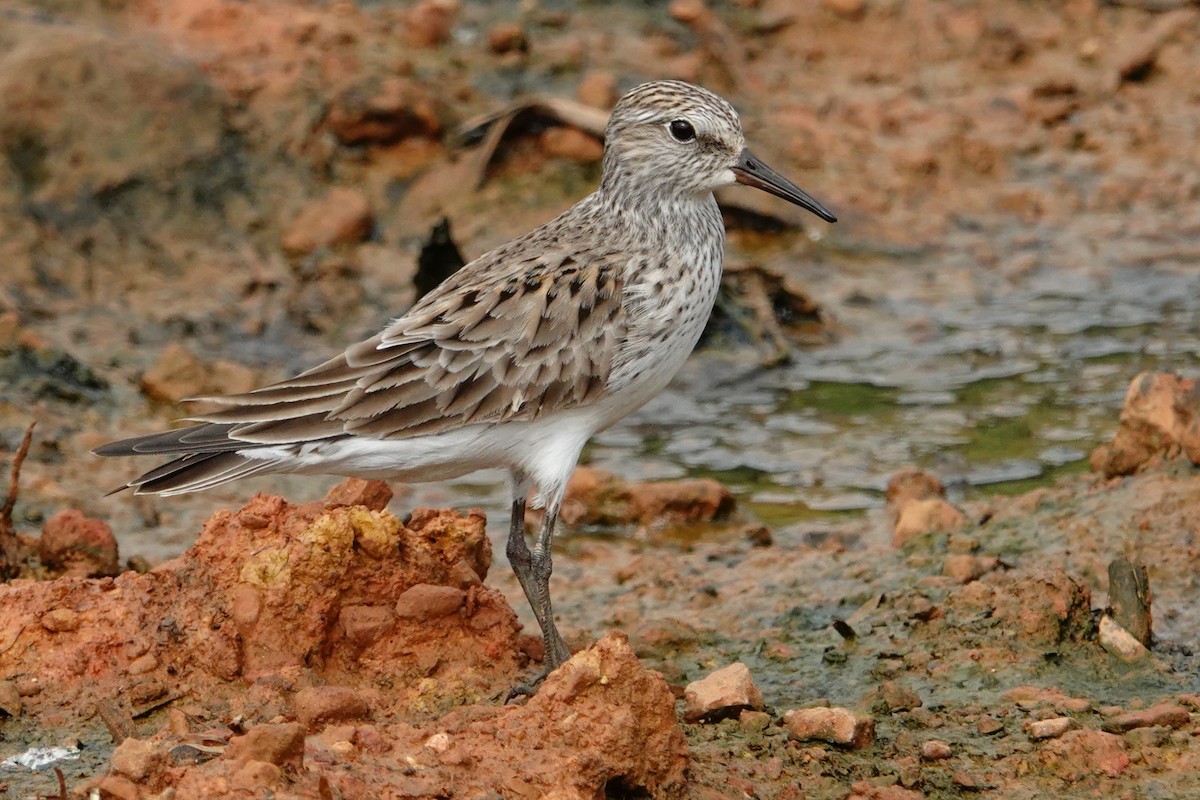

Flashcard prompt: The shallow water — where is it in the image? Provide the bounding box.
[582,261,1200,533]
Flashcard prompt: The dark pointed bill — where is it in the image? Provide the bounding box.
[732,148,837,223]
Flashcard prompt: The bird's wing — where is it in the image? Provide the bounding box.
[185,248,627,443]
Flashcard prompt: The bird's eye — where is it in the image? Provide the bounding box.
[668,119,696,142]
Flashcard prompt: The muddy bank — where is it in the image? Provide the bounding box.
[2,421,1200,796]
[0,481,684,798]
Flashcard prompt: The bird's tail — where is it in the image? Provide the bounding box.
[94,423,285,496]
[107,451,283,496]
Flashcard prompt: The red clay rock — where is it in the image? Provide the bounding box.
[293,686,371,730]
[1090,372,1200,477]
[1024,716,1075,740]
[541,127,604,163]
[326,77,440,146]
[784,707,875,749]
[948,569,1091,646]
[578,70,618,108]
[338,604,395,649]
[885,467,946,508]
[864,680,922,713]
[122,632,685,797]
[847,785,923,800]
[552,466,736,529]
[140,342,256,404]
[893,498,965,547]
[1039,730,1130,779]
[821,0,867,19]
[1102,703,1191,733]
[109,736,163,782]
[403,0,460,47]
[38,509,119,577]
[323,478,393,511]
[487,22,528,54]
[920,739,952,760]
[95,774,140,800]
[394,583,465,619]
[40,607,80,632]
[0,494,520,724]
[683,662,765,722]
[281,187,372,255]
[229,760,283,792]
[224,722,306,770]
[943,553,988,584]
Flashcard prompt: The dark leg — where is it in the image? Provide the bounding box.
[529,503,571,667]
[504,493,570,701]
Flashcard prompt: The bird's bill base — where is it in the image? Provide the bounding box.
[732,148,837,223]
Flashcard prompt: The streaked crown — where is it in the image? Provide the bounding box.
[601,80,746,197]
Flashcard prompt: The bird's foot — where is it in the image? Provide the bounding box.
[500,664,556,704]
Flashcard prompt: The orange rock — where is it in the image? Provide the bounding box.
[540,127,604,163]
[1039,730,1129,779]
[1090,372,1200,477]
[323,478,394,511]
[821,0,867,19]
[553,466,736,528]
[920,739,952,760]
[1024,716,1075,740]
[229,760,282,792]
[339,604,395,649]
[892,498,965,547]
[578,70,618,108]
[281,187,372,256]
[109,737,163,782]
[942,553,987,584]
[326,77,440,146]
[393,583,465,619]
[95,775,140,800]
[949,569,1092,647]
[784,706,875,749]
[293,686,371,730]
[487,22,528,54]
[40,607,80,633]
[140,342,256,404]
[404,0,460,47]
[224,723,306,770]
[38,509,119,577]
[885,467,946,509]
[683,662,765,722]
[1103,703,1191,733]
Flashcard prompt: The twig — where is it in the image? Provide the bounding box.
[0,421,35,535]
[0,422,35,580]
[96,698,137,744]
[133,691,187,719]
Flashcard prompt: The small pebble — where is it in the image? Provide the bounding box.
[1024,716,1075,740]
[920,739,952,760]
[683,662,764,722]
[784,707,875,749]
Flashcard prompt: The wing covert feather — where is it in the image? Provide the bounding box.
[187,249,627,444]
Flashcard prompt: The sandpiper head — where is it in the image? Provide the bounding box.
[603,80,836,223]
